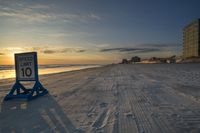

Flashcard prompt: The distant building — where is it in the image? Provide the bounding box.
[149,55,176,64]
[131,56,141,63]
[121,59,129,64]
[183,19,200,58]
[149,57,167,63]
[121,56,141,64]
[168,55,176,63]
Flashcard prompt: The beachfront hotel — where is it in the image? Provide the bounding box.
[183,18,200,58]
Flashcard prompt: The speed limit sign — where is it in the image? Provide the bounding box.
[4,52,48,101]
[15,52,38,81]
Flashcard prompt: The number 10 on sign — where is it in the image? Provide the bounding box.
[15,52,38,81]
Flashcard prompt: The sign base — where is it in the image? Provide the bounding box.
[4,81,48,101]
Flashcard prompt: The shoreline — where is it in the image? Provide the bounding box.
[0,64,102,80]
[0,63,199,81]
[1,63,200,80]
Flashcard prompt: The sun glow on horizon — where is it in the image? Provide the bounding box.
[0,46,115,65]
[0,47,31,65]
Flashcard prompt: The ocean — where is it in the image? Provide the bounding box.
[0,64,101,79]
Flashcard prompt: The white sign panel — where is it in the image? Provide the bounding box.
[15,53,36,81]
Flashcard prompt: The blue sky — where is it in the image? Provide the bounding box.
[0,0,200,64]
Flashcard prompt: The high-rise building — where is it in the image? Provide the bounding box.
[183,19,200,58]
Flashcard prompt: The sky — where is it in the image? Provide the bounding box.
[0,0,200,65]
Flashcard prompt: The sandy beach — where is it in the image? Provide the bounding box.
[0,64,200,133]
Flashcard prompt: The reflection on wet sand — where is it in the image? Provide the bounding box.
[0,65,100,79]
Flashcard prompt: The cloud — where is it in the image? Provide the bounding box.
[100,47,160,53]
[28,47,43,51]
[138,43,181,48]
[0,46,86,55]
[98,43,181,57]
[60,13,101,23]
[28,4,51,10]
[88,14,101,20]
[0,6,52,22]
[0,3,101,23]
[98,43,181,58]
[59,48,86,53]
[95,43,111,48]
[77,49,86,52]
[42,47,86,54]
[43,50,56,54]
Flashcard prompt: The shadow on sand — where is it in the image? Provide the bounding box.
[0,94,81,133]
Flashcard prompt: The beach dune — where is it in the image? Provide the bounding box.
[0,64,200,133]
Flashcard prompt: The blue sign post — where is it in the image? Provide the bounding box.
[4,52,48,101]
